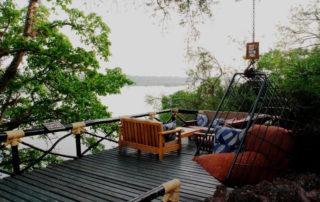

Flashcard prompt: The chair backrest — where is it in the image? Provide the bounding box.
[204,110,249,122]
[120,117,163,147]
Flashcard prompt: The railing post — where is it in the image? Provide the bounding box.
[171,108,178,122]
[11,145,20,174]
[5,130,25,175]
[76,135,81,158]
[72,122,86,158]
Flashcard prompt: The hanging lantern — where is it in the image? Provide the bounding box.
[246,42,259,60]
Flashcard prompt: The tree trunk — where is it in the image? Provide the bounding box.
[0,0,39,93]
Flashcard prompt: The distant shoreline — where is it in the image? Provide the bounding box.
[127,75,187,87]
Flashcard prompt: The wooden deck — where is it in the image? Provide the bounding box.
[0,139,220,201]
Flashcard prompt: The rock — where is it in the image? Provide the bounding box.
[204,172,320,202]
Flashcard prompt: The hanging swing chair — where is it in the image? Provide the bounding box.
[193,71,296,186]
[193,0,296,186]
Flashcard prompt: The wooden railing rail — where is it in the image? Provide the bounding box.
[0,109,197,175]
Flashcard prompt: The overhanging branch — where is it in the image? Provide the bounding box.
[0,0,39,93]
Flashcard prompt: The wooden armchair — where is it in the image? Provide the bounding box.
[119,117,183,160]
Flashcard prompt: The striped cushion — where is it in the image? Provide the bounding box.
[213,126,244,153]
[163,120,176,142]
[197,114,208,127]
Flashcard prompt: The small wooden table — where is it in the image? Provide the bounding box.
[177,127,201,139]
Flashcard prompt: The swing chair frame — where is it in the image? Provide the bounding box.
[194,71,296,185]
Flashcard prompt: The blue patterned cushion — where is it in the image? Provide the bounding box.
[213,126,245,153]
[163,120,176,142]
[197,114,208,127]
[212,118,224,127]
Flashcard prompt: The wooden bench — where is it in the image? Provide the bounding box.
[119,117,183,160]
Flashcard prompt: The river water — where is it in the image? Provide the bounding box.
[101,85,186,116]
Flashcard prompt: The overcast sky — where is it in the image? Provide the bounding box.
[80,0,313,77]
[17,0,314,77]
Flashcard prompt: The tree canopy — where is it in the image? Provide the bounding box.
[0,0,133,131]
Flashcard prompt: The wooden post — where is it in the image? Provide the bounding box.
[159,136,164,160]
[171,108,178,122]
[72,122,85,158]
[11,146,20,174]
[76,135,81,158]
[149,112,156,120]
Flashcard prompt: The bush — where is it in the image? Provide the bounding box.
[259,47,320,172]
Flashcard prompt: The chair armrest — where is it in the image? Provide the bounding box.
[186,120,197,126]
[159,129,184,136]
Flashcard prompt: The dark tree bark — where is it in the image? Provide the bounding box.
[0,0,39,93]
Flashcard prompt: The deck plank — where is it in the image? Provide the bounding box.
[0,139,219,201]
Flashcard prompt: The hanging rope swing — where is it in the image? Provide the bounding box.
[244,0,259,77]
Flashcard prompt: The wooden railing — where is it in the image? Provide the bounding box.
[0,109,198,175]
[129,179,181,202]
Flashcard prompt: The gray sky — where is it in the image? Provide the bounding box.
[17,0,314,77]
[82,0,311,77]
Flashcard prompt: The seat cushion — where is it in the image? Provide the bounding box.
[193,151,271,185]
[163,120,176,142]
[213,126,244,153]
[244,125,294,166]
[212,118,224,127]
[197,114,208,127]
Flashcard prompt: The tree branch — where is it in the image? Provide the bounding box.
[0,15,11,41]
[0,48,37,58]
[0,0,39,93]
[0,92,13,123]
[31,21,75,37]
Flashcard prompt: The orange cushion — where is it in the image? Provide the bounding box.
[244,125,294,166]
[193,151,270,185]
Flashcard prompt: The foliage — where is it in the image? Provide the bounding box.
[146,0,216,51]
[0,146,62,172]
[159,48,225,119]
[0,0,132,173]
[259,47,320,119]
[278,0,320,48]
[258,47,320,172]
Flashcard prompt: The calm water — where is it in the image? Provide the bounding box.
[101,85,186,116]
[22,85,187,156]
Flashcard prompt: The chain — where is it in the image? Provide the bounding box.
[252,0,255,42]
[245,0,257,76]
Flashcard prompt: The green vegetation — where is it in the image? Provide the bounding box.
[0,0,216,173]
[0,0,132,172]
[0,1,132,130]
[158,0,320,173]
[258,47,320,172]
[160,48,225,111]
[258,1,320,172]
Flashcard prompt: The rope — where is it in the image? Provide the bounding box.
[72,122,86,135]
[162,179,180,202]
[149,112,156,120]
[5,130,25,147]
